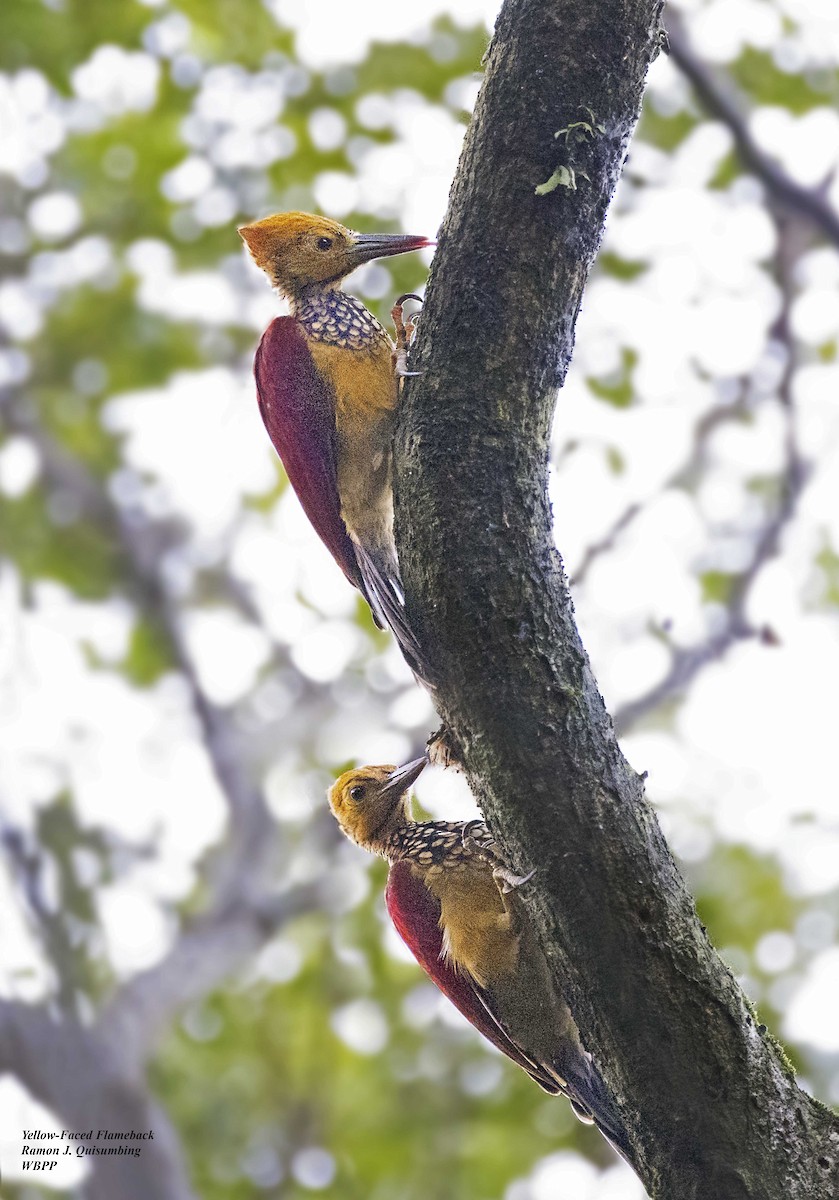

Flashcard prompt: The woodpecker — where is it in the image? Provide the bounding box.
[327,759,632,1161]
[239,211,432,674]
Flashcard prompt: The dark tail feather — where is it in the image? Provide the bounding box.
[354,542,433,685]
[555,1051,634,1165]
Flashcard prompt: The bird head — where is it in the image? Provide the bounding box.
[239,211,432,296]
[328,757,427,852]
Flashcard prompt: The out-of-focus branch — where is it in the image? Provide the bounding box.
[0,1000,198,1200]
[0,403,327,960]
[0,391,330,1195]
[0,394,282,914]
[0,815,84,1013]
[571,395,751,589]
[571,499,642,589]
[613,215,808,733]
[666,13,839,248]
[573,21,828,729]
[102,884,319,1055]
[113,511,278,914]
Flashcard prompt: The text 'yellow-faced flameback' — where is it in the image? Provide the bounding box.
[328,760,632,1161]
[239,212,432,675]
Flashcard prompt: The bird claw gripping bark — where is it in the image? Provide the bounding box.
[493,865,537,894]
[460,820,536,893]
[392,292,423,377]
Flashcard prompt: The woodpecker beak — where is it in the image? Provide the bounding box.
[380,756,427,799]
[349,232,434,266]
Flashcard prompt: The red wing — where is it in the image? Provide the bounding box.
[386,863,633,1161]
[385,861,560,1092]
[254,317,367,597]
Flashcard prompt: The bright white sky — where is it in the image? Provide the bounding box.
[2,0,839,1194]
[266,0,504,67]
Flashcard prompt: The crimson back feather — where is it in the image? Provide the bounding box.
[386,861,633,1161]
[254,317,370,602]
[385,861,561,1091]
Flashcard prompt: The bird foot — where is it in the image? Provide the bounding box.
[493,865,536,894]
[460,820,536,892]
[394,349,421,378]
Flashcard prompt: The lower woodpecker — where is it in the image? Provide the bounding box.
[327,758,631,1160]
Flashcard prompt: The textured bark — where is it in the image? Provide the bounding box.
[394,2,839,1197]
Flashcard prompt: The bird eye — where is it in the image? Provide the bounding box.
[349,785,365,801]
[316,236,333,251]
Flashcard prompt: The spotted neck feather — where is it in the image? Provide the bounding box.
[291,286,390,351]
[384,820,474,869]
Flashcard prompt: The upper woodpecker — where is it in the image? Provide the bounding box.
[239,211,432,674]
[328,759,632,1161]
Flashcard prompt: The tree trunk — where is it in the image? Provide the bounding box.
[394,1,839,1196]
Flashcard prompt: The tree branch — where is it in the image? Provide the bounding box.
[666,14,839,249]
[0,1000,199,1200]
[0,397,327,1196]
[570,388,756,590]
[613,212,809,733]
[395,1,839,1196]
[101,885,318,1056]
[0,813,84,1013]
[0,395,303,922]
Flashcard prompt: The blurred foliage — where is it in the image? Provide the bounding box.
[587,347,638,409]
[2,1,839,1199]
[732,47,839,114]
[152,889,602,1200]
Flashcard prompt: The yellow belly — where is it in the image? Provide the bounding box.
[422,862,521,990]
[307,337,395,427]
[307,338,397,544]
